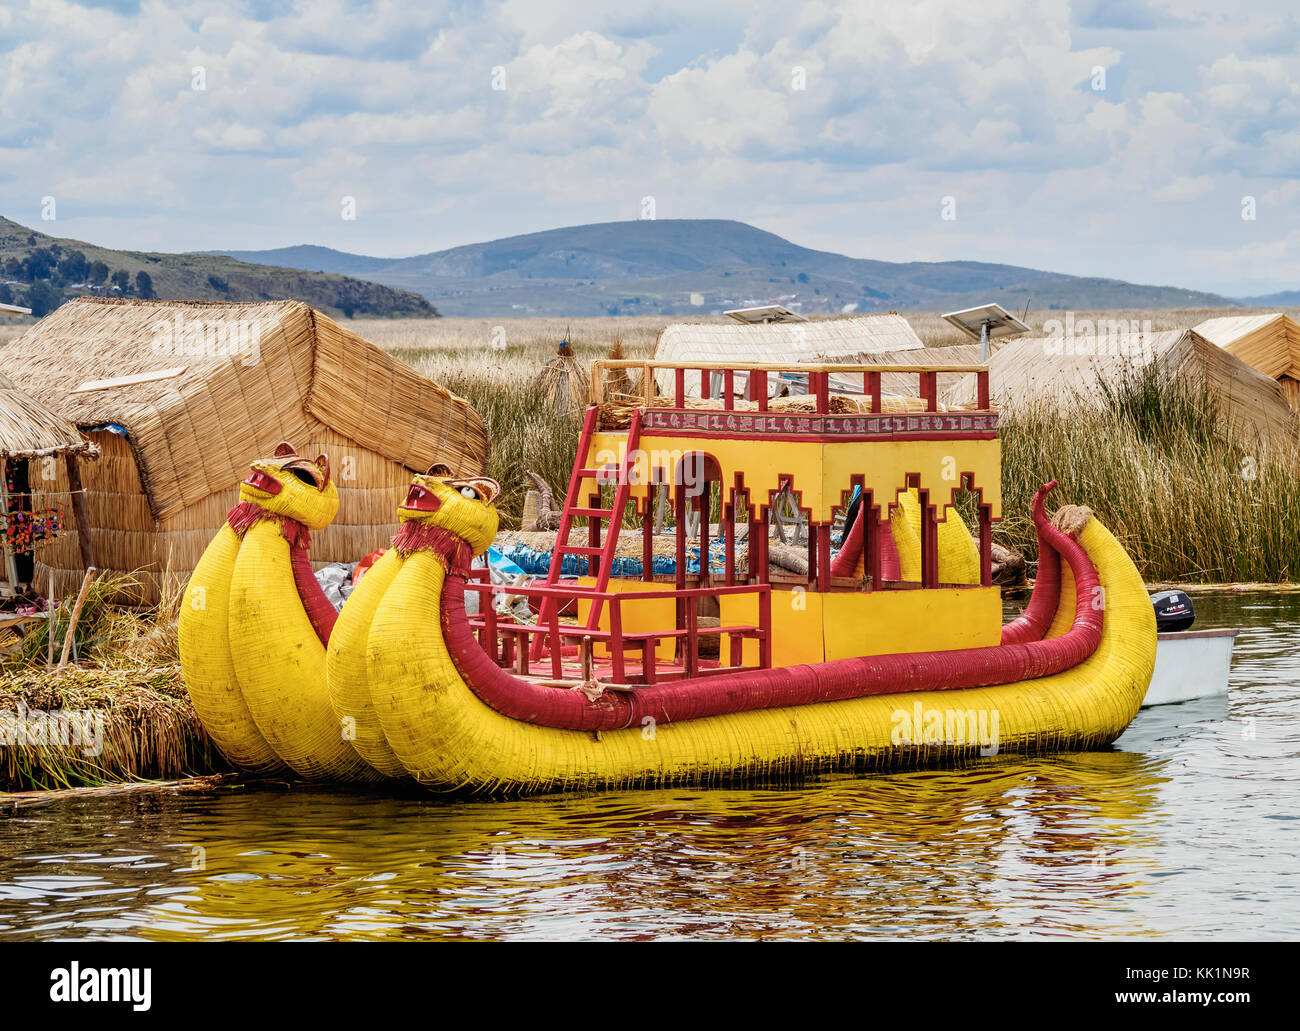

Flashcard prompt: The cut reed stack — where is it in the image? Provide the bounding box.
[533,341,590,414]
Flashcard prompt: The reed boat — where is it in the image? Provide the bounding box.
[180,358,1157,795]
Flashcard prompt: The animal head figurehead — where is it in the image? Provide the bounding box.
[236,442,340,531]
[395,463,500,559]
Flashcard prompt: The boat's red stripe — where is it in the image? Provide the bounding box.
[442,484,1103,731]
[1000,483,1061,646]
[282,519,338,646]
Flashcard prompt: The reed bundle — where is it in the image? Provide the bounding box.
[534,344,591,414]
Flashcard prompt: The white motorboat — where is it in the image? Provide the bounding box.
[1141,589,1239,707]
[1144,627,1239,707]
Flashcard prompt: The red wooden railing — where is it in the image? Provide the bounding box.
[464,573,771,686]
[591,359,992,415]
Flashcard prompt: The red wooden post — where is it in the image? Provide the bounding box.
[675,367,686,408]
[920,371,938,412]
[977,370,990,411]
[723,369,734,411]
[865,495,881,589]
[517,629,530,675]
[675,487,687,591]
[753,370,769,412]
[642,490,654,582]
[979,504,993,587]
[724,487,736,586]
[684,595,699,679]
[758,588,772,669]
[588,490,602,581]
[642,639,656,684]
[609,597,625,682]
[697,489,711,586]
[549,606,564,679]
[729,633,742,667]
[700,369,711,400]
[813,371,829,414]
[919,489,938,589]
[866,371,882,413]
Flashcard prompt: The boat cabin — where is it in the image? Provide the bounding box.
[465,357,1001,689]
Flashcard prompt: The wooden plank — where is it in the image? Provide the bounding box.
[72,366,187,393]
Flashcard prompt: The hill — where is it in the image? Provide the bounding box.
[207,218,1236,317]
[0,217,437,319]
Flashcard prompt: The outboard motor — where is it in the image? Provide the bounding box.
[1151,589,1195,633]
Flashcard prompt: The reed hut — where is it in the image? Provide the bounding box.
[652,314,923,398]
[0,371,96,596]
[2,297,489,603]
[943,328,1297,449]
[1194,313,1300,409]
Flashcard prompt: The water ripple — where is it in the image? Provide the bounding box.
[1,593,1297,940]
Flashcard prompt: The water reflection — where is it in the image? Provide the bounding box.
[2,592,1298,940]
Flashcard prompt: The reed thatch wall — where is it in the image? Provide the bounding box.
[2,298,488,603]
[944,329,1297,451]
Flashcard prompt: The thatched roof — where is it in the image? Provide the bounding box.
[944,329,1297,448]
[0,371,93,458]
[827,343,983,398]
[1193,313,1300,409]
[1,298,488,520]
[653,314,924,396]
[1194,314,1300,378]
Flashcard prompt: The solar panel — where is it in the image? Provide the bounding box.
[724,305,808,325]
[941,303,1030,360]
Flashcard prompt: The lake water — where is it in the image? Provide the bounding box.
[2,593,1297,941]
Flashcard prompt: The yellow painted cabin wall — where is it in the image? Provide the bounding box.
[576,577,677,662]
[587,430,1003,522]
[720,585,1002,667]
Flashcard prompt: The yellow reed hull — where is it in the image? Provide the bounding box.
[226,520,380,782]
[363,516,1156,795]
[178,525,286,775]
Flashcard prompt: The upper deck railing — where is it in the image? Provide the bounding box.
[589,359,991,415]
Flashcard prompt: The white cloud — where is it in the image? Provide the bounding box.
[0,0,1297,293]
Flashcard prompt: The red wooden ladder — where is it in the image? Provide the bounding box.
[530,406,644,661]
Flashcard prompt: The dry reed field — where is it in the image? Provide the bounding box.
[355,307,1300,584]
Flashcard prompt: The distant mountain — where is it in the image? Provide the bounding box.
[0,217,436,319]
[207,218,1236,317]
[1237,290,1300,307]
[196,244,397,278]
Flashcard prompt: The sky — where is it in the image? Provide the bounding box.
[1,0,1298,296]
